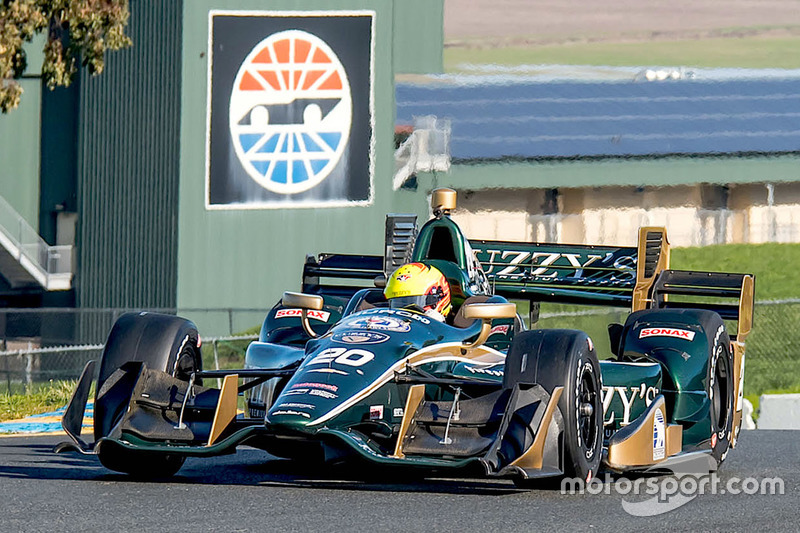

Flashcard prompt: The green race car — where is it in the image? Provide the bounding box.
[58,189,754,485]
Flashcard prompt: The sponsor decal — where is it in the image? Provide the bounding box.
[275,308,330,322]
[639,327,695,341]
[276,402,315,410]
[393,407,404,418]
[344,315,411,332]
[489,325,509,336]
[307,368,348,375]
[307,348,375,367]
[308,389,337,399]
[472,247,636,287]
[369,405,384,420]
[206,12,374,209]
[602,384,660,426]
[464,365,504,377]
[653,408,666,460]
[271,410,311,418]
[290,382,338,392]
[332,331,391,345]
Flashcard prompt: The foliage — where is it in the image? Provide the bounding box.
[0,0,131,112]
[0,379,79,421]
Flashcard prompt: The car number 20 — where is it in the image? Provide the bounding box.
[308,348,374,367]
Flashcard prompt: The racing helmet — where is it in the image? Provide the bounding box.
[384,263,451,316]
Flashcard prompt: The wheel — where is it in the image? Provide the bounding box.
[504,329,603,483]
[94,312,201,477]
[708,329,734,465]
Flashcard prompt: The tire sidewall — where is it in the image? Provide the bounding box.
[560,338,603,481]
[708,324,734,463]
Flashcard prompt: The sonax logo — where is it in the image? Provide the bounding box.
[639,328,696,341]
[229,30,352,194]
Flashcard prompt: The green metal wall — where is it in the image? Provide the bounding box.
[393,0,444,74]
[429,155,800,192]
[75,0,183,309]
[0,75,42,228]
[177,1,433,327]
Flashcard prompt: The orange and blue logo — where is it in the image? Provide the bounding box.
[229,30,352,194]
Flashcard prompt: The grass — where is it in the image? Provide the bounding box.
[445,35,800,71]
[0,380,78,422]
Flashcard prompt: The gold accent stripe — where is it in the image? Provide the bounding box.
[666,424,682,457]
[510,387,563,470]
[631,227,670,312]
[392,384,426,458]
[208,374,238,446]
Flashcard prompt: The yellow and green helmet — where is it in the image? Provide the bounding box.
[384,262,451,316]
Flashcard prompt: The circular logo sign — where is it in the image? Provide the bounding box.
[344,315,411,333]
[229,30,352,194]
[332,331,391,345]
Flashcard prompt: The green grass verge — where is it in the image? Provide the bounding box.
[445,36,800,70]
[0,380,78,422]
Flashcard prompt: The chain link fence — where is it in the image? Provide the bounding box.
[1,302,797,397]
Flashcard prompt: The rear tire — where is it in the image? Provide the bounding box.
[708,330,734,465]
[505,329,603,484]
[94,312,201,477]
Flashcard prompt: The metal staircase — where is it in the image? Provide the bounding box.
[0,194,73,291]
[393,115,451,190]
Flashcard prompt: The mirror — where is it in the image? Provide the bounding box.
[282,292,324,337]
[462,302,516,348]
[282,291,323,310]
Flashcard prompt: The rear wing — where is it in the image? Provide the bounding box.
[471,227,754,340]
[300,214,417,299]
[302,253,383,299]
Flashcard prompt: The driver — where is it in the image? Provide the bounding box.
[384,263,451,322]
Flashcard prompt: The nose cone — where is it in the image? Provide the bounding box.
[266,378,344,432]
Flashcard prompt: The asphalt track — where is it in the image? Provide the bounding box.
[0,431,797,532]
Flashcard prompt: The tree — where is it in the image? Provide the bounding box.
[0,0,131,113]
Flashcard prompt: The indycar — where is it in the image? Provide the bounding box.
[58,189,754,485]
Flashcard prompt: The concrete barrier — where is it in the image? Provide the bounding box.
[741,398,756,430]
[756,394,800,429]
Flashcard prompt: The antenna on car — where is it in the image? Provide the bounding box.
[431,188,456,218]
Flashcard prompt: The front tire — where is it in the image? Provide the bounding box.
[94,312,201,478]
[505,329,603,484]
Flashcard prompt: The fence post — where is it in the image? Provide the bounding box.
[25,341,33,390]
[213,340,221,388]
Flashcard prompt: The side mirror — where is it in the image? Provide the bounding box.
[463,302,516,349]
[608,323,623,357]
[282,292,324,338]
[373,275,387,288]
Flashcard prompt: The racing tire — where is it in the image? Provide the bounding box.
[506,329,603,486]
[94,312,201,477]
[705,317,734,466]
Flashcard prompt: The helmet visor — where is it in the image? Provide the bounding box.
[389,294,439,311]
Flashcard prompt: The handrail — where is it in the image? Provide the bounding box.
[0,194,73,289]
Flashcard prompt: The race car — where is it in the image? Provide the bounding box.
[57,189,754,485]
